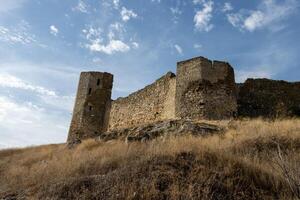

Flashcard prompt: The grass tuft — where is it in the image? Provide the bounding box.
[0,119,299,199]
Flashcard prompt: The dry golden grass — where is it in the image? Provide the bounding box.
[0,119,300,199]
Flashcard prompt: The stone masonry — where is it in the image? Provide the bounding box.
[108,72,176,130]
[175,57,237,120]
[67,56,300,143]
[68,72,113,143]
[237,78,300,118]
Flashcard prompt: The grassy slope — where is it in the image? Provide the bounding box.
[0,119,300,199]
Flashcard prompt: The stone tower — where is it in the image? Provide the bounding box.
[175,57,237,120]
[67,72,113,143]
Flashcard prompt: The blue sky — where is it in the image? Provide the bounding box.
[0,0,299,148]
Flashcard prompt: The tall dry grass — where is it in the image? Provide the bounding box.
[0,119,299,199]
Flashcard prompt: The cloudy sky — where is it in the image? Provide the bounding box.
[0,0,299,148]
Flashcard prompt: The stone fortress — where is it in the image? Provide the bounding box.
[67,56,300,143]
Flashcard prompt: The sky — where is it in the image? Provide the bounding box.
[0,0,299,148]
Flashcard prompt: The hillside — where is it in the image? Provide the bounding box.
[0,119,300,200]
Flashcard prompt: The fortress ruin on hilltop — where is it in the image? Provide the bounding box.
[67,56,300,143]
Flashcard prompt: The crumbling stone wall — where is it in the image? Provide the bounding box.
[175,57,237,120]
[237,79,300,118]
[108,72,176,130]
[68,72,113,143]
[68,56,300,143]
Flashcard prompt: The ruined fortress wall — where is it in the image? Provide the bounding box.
[67,56,300,143]
[237,79,300,118]
[68,72,113,143]
[175,57,237,120]
[108,72,176,130]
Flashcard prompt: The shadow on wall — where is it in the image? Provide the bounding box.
[237,78,300,118]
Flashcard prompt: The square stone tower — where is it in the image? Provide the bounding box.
[175,56,237,120]
[67,72,113,143]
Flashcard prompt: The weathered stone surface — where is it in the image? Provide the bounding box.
[108,72,176,130]
[67,72,113,143]
[175,57,237,120]
[237,78,300,118]
[99,119,223,142]
[67,56,300,143]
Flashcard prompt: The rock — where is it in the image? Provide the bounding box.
[98,119,223,142]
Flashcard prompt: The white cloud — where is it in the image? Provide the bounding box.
[0,73,56,96]
[83,26,131,55]
[222,2,233,12]
[89,39,130,54]
[194,43,202,50]
[50,25,59,36]
[0,96,69,148]
[244,11,265,31]
[170,7,182,15]
[113,0,120,9]
[0,63,78,148]
[40,95,74,111]
[194,0,214,32]
[0,97,43,124]
[0,72,74,111]
[170,5,182,24]
[227,0,298,32]
[174,44,183,55]
[227,13,243,28]
[0,21,37,45]
[132,42,139,49]
[121,7,137,22]
[73,0,88,13]
[83,27,102,40]
[92,57,102,63]
[108,22,125,40]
